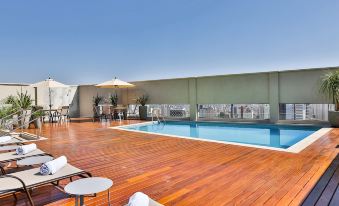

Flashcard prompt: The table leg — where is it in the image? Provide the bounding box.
[79,195,84,206]
[108,189,111,206]
[75,195,79,206]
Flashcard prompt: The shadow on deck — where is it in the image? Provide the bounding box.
[302,153,339,206]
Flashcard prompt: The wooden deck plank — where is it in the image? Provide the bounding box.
[0,121,338,206]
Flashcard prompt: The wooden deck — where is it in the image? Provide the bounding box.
[302,153,339,205]
[0,120,338,206]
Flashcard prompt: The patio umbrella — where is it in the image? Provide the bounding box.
[95,77,134,118]
[95,77,134,88]
[30,77,68,111]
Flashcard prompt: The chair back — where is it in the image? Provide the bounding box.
[152,108,161,116]
[102,105,111,115]
[60,106,70,116]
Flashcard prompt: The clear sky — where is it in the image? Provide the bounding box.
[0,0,339,85]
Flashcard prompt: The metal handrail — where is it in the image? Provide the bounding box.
[0,107,22,122]
[13,116,42,139]
[2,109,44,134]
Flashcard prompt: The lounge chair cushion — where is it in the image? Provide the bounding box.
[0,136,12,143]
[0,136,22,145]
[0,149,45,162]
[0,164,83,194]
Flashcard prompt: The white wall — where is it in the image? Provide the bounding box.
[36,86,79,117]
[0,84,79,117]
[79,85,124,117]
[0,84,36,104]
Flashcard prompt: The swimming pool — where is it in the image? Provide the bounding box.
[115,121,329,152]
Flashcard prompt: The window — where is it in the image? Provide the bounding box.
[198,104,270,120]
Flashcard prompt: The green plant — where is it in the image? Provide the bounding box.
[14,92,33,110]
[320,71,339,111]
[93,94,103,106]
[0,106,14,119]
[32,110,45,119]
[109,93,118,107]
[31,106,44,119]
[4,95,16,105]
[136,94,149,106]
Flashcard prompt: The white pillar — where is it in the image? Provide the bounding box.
[269,72,279,123]
[188,78,197,121]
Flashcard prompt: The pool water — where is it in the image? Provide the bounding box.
[120,121,321,149]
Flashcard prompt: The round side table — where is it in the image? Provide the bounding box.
[64,177,113,206]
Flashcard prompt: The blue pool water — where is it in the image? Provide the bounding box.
[121,121,321,149]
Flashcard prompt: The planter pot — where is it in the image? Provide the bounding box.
[328,111,339,127]
[12,114,19,127]
[21,110,32,129]
[139,106,148,120]
[93,105,100,118]
[34,118,42,129]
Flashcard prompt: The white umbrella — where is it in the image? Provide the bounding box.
[95,77,134,88]
[31,77,68,111]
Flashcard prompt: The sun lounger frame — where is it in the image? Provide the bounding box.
[0,168,92,206]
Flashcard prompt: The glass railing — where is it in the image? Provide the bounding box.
[198,104,270,120]
[279,103,334,121]
[127,104,190,119]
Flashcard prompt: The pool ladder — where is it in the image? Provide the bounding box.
[151,109,165,124]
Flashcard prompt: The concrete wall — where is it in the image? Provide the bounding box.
[279,69,331,103]
[126,79,190,104]
[0,84,36,104]
[79,85,124,117]
[77,67,338,122]
[36,86,79,117]
[196,73,269,104]
[0,84,79,117]
[2,66,337,122]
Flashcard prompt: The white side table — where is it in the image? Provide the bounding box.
[65,177,113,206]
[16,155,54,166]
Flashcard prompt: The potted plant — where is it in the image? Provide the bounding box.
[136,94,149,120]
[3,95,20,127]
[14,92,33,129]
[31,106,44,129]
[0,105,16,130]
[109,93,118,107]
[92,94,103,118]
[320,70,339,127]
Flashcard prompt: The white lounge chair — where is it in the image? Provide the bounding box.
[0,149,50,174]
[0,132,45,147]
[0,164,92,206]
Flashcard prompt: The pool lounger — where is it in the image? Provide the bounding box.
[0,133,45,147]
[0,149,50,174]
[0,164,92,206]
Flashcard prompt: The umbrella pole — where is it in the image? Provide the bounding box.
[49,87,52,113]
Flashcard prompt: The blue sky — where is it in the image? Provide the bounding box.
[0,0,339,84]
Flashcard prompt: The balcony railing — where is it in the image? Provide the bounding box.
[198,104,270,120]
[279,103,334,121]
[127,104,190,119]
